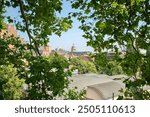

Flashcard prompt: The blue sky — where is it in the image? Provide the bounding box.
[5,1,93,52]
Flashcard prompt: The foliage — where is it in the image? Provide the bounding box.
[70,0,150,99]
[86,60,97,73]
[63,87,86,100]
[0,64,24,99]
[94,52,123,76]
[26,54,71,99]
[70,57,97,74]
[0,0,73,100]
[1,0,72,56]
[0,34,72,99]
[0,35,30,78]
[96,60,124,76]
[0,2,5,31]
[70,57,85,74]
[1,0,149,100]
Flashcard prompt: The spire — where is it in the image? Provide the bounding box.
[71,43,76,53]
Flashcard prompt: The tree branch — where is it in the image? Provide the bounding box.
[18,0,41,56]
[127,2,138,53]
[0,0,4,13]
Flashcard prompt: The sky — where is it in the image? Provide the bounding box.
[5,1,94,52]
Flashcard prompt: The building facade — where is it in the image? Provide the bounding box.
[0,24,17,37]
[39,45,52,56]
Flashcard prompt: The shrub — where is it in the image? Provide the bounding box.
[25,53,72,99]
[63,87,86,100]
[97,61,124,76]
[0,35,72,99]
[70,57,97,74]
[0,65,24,99]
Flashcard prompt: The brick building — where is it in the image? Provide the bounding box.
[0,24,17,37]
[39,45,52,56]
[0,24,27,50]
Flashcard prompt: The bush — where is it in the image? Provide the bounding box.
[70,58,97,74]
[63,87,86,100]
[0,65,24,99]
[97,61,124,76]
[0,35,72,99]
[86,61,97,73]
[25,53,72,99]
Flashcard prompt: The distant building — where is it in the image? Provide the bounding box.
[68,44,91,59]
[39,45,52,56]
[51,44,92,60]
[51,48,69,57]
[0,24,25,49]
[69,44,76,59]
[71,43,76,53]
[80,55,91,61]
[105,50,126,60]
[0,24,26,44]
[71,51,90,56]
[0,24,17,38]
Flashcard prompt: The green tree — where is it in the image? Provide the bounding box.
[96,60,124,76]
[70,57,86,74]
[86,60,97,73]
[70,57,97,74]
[0,35,72,99]
[0,0,72,100]
[63,87,86,100]
[70,0,150,99]
[1,0,72,56]
[26,54,71,99]
[0,64,24,99]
